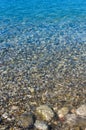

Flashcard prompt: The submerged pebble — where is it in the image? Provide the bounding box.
[17,112,34,128]
[66,114,86,127]
[66,114,78,126]
[11,105,19,111]
[36,105,54,121]
[76,104,86,117]
[58,107,69,118]
[2,112,8,119]
[34,120,48,130]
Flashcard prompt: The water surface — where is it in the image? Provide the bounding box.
[0,0,86,88]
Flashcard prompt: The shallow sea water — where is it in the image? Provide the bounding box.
[0,0,86,129]
[0,0,86,87]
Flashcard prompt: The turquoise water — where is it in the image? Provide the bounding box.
[0,0,86,48]
[0,0,86,88]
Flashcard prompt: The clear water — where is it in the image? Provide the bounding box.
[0,0,86,88]
[0,0,86,44]
[0,0,86,47]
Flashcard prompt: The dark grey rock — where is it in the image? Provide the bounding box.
[17,112,34,128]
[0,117,2,123]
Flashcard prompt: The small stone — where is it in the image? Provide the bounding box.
[58,107,69,118]
[76,104,86,117]
[11,105,19,111]
[17,112,34,128]
[2,112,14,122]
[34,120,48,130]
[36,105,54,121]
[71,109,76,114]
[2,112,8,119]
[29,87,35,93]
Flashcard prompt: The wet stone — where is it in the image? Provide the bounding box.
[2,112,8,119]
[36,105,54,121]
[34,120,49,130]
[58,107,69,118]
[17,112,34,128]
[76,104,86,117]
[66,114,86,127]
[66,114,78,126]
[11,105,19,111]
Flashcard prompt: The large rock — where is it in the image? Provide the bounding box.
[76,104,86,117]
[36,105,54,121]
[17,112,34,128]
[66,114,78,126]
[66,114,86,127]
[34,120,48,130]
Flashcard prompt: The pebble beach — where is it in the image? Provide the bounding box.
[0,37,86,129]
[0,0,86,129]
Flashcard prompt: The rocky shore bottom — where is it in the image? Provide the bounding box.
[0,82,86,130]
[0,42,86,129]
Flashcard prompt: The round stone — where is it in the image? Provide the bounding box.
[76,104,86,117]
[58,107,69,118]
[17,112,34,128]
[36,105,54,121]
[34,120,48,130]
[11,105,19,111]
